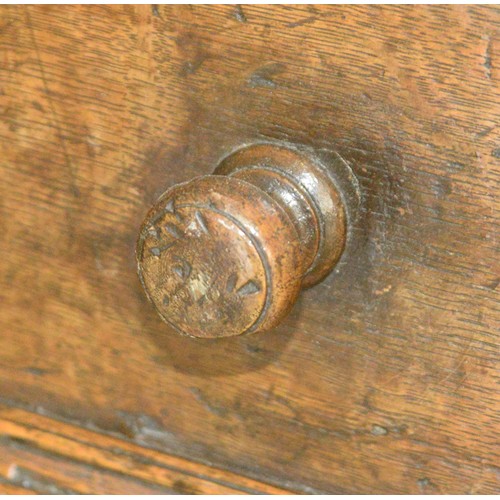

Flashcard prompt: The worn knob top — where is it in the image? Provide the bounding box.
[137,143,348,338]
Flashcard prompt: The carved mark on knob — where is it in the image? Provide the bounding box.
[138,197,270,338]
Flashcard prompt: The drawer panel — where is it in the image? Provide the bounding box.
[0,5,498,494]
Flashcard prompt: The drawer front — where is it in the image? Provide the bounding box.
[0,5,498,494]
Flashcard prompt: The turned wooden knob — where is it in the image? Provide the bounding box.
[137,144,348,338]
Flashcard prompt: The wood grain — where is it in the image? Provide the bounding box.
[0,405,291,494]
[0,4,499,494]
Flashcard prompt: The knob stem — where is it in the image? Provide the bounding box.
[215,143,347,287]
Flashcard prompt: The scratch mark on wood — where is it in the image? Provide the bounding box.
[371,424,388,436]
[484,35,492,79]
[25,7,79,199]
[247,63,286,89]
[233,5,247,23]
[475,125,495,138]
[189,387,228,417]
[151,5,160,18]
[22,367,51,376]
[8,465,77,494]
[286,16,318,28]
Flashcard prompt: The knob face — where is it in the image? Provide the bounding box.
[137,176,303,338]
[137,143,350,339]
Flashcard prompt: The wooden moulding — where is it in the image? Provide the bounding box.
[0,404,293,495]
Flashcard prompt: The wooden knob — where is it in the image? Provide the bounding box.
[137,144,347,338]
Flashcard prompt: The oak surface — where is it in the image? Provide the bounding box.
[0,4,499,494]
[0,405,290,494]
